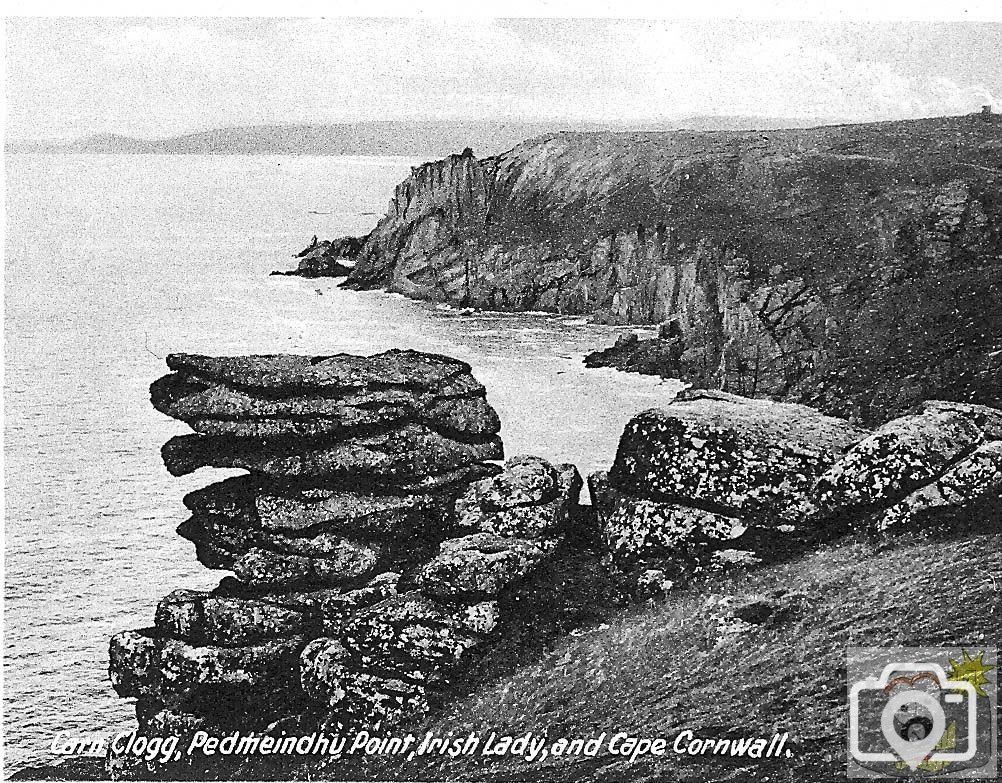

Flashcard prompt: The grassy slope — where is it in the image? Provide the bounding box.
[311,530,1000,782]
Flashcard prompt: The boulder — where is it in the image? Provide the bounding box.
[161,425,503,480]
[108,630,160,700]
[182,468,494,535]
[300,639,428,725]
[812,400,1000,519]
[151,373,500,439]
[177,514,384,560]
[608,389,867,521]
[588,471,747,571]
[134,700,212,736]
[456,460,582,538]
[873,440,1002,533]
[154,590,318,647]
[474,456,559,508]
[164,349,477,393]
[340,592,498,668]
[231,548,380,589]
[176,516,384,587]
[415,533,552,601]
[109,630,306,704]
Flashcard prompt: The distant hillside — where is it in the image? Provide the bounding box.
[5,117,832,158]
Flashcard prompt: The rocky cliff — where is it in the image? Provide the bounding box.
[340,115,1002,425]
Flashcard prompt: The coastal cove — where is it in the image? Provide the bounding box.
[3,153,677,774]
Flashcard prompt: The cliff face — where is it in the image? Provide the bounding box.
[343,116,1002,424]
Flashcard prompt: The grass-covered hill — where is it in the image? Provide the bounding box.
[304,530,1000,782]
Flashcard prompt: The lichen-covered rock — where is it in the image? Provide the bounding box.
[182,469,492,535]
[456,460,582,538]
[608,389,866,522]
[588,471,747,571]
[919,400,1002,440]
[151,372,500,439]
[231,548,380,589]
[213,573,402,637]
[109,630,160,699]
[632,568,676,602]
[475,456,559,508]
[300,639,428,725]
[133,701,212,736]
[161,424,503,479]
[415,533,552,601]
[164,349,478,393]
[178,514,385,560]
[154,590,317,647]
[177,517,382,587]
[109,630,306,704]
[113,347,512,754]
[253,489,444,536]
[340,592,498,667]
[811,401,997,518]
[873,440,1002,533]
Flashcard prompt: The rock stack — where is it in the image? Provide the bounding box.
[588,389,868,595]
[300,455,582,727]
[109,350,503,755]
[109,349,584,775]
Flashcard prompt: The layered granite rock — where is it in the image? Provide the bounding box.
[299,455,582,726]
[109,351,591,778]
[108,350,513,777]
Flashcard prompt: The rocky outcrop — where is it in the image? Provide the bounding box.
[109,350,507,776]
[109,351,586,778]
[589,389,868,590]
[299,455,582,725]
[592,392,1002,595]
[271,236,363,278]
[811,400,1002,535]
[336,117,1002,425]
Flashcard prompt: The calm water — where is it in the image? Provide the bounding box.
[3,153,679,772]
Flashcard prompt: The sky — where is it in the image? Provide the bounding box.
[5,15,1001,141]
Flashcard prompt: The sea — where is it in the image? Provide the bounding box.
[3,153,680,773]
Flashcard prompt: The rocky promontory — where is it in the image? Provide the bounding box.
[321,114,1001,425]
[271,236,364,278]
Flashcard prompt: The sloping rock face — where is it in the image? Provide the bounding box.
[109,352,582,778]
[593,393,1002,595]
[811,400,1002,535]
[589,389,869,590]
[339,117,1002,425]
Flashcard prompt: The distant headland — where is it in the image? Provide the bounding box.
[5,117,835,158]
